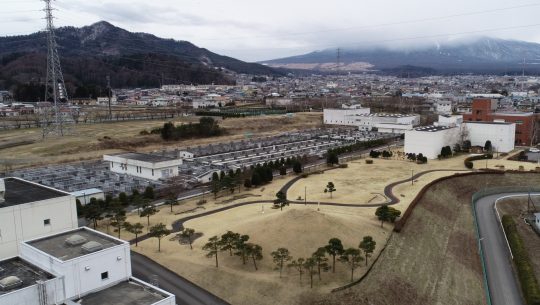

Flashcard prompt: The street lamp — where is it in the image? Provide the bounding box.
[304,186,307,205]
[411,169,414,186]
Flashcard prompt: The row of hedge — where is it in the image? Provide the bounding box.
[464,153,493,169]
[502,215,540,305]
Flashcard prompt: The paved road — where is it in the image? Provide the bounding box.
[474,193,530,305]
[131,251,230,305]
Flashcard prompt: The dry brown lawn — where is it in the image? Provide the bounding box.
[95,155,486,305]
[306,173,540,305]
[0,112,322,169]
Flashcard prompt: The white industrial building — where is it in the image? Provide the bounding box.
[353,113,420,132]
[0,227,175,305]
[463,121,516,153]
[0,178,78,259]
[0,178,175,305]
[104,153,182,181]
[438,115,463,127]
[323,104,370,126]
[404,115,516,159]
[434,100,455,115]
[404,125,461,159]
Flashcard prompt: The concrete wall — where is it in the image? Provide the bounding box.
[464,123,516,153]
[0,276,64,305]
[130,277,176,305]
[405,127,461,159]
[20,230,132,300]
[0,195,78,259]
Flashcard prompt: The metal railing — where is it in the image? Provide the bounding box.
[471,186,540,305]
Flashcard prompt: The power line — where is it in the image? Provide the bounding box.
[171,2,540,42]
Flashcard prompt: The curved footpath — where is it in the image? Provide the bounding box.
[474,193,537,305]
[130,166,467,305]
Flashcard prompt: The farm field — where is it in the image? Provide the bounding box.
[0,112,323,169]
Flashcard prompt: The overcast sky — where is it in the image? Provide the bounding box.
[2,0,540,62]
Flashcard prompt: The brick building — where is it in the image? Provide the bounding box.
[463,98,537,146]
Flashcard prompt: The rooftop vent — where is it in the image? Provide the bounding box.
[0,179,5,203]
[81,241,103,253]
[0,276,23,290]
[65,234,87,246]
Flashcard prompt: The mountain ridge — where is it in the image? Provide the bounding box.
[0,21,280,101]
[262,37,540,74]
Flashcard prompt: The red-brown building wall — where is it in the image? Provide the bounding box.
[463,98,537,146]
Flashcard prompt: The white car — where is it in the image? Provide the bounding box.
[529,148,540,153]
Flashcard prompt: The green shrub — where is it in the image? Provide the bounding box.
[338,164,348,168]
[365,159,373,164]
[502,215,540,305]
[464,153,492,169]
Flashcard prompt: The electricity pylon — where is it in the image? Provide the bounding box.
[42,0,70,137]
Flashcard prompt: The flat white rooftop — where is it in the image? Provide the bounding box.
[27,228,124,261]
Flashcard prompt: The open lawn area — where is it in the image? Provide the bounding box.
[0,112,322,169]
[92,153,511,305]
[307,172,540,305]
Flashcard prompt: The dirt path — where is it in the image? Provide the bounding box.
[130,168,467,244]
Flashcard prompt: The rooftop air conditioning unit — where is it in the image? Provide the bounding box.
[81,241,103,253]
[65,234,87,246]
[0,276,23,290]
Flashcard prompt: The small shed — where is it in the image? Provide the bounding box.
[70,188,105,205]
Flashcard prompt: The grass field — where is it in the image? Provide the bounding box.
[0,112,323,169]
[306,172,540,305]
[97,154,492,305]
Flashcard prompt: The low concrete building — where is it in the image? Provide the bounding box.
[438,115,463,127]
[1,227,175,305]
[70,188,105,205]
[353,113,420,132]
[104,153,182,181]
[323,105,370,126]
[0,178,78,259]
[463,121,516,153]
[0,257,63,305]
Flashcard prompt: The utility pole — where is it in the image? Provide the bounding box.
[43,0,69,137]
[107,75,112,120]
